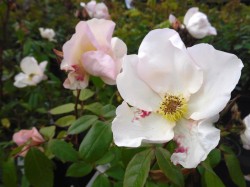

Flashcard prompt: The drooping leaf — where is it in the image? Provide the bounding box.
[55,115,76,127]
[24,148,54,187]
[66,162,92,177]
[79,122,112,162]
[67,115,98,135]
[48,139,78,162]
[124,149,153,187]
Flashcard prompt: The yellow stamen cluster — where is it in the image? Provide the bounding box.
[157,94,187,122]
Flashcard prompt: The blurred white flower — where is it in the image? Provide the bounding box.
[241,114,250,150]
[39,27,56,42]
[14,57,48,88]
[84,0,110,19]
[184,7,217,39]
[125,0,133,9]
[112,28,243,168]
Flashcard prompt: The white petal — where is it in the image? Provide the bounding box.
[117,55,161,111]
[39,61,48,72]
[14,73,28,88]
[112,102,175,147]
[137,28,203,96]
[187,44,243,120]
[111,37,127,59]
[171,117,220,168]
[183,7,199,26]
[169,14,176,24]
[241,114,250,150]
[20,57,41,75]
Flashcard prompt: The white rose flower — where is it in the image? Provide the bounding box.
[14,57,48,88]
[184,7,217,39]
[112,28,243,168]
[241,114,250,150]
[39,27,56,42]
[84,1,110,19]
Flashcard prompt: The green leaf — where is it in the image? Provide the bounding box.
[95,151,115,165]
[92,174,112,187]
[224,152,246,187]
[66,162,92,177]
[2,158,17,187]
[106,164,125,180]
[102,104,116,118]
[40,126,55,140]
[124,149,153,187]
[84,102,103,115]
[79,122,112,162]
[50,103,80,115]
[55,115,76,127]
[49,140,78,162]
[206,148,221,168]
[73,89,94,101]
[68,115,98,135]
[24,148,54,187]
[203,169,225,187]
[155,147,184,187]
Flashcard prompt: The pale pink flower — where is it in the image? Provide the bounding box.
[83,1,110,19]
[14,57,47,88]
[61,18,127,90]
[184,7,217,39]
[112,28,243,168]
[241,114,250,150]
[13,127,45,156]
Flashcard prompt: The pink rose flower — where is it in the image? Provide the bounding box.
[61,18,127,90]
[13,127,45,156]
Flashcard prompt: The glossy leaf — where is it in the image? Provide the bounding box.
[155,147,184,187]
[84,102,103,115]
[66,162,92,177]
[92,174,112,187]
[50,103,80,115]
[49,139,78,162]
[79,122,112,162]
[68,115,98,135]
[124,149,153,187]
[40,126,55,140]
[73,89,94,101]
[55,115,76,127]
[24,148,54,187]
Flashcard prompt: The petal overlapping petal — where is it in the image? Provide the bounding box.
[117,55,161,111]
[187,44,243,120]
[171,117,220,168]
[112,102,175,147]
[21,57,41,75]
[137,29,203,97]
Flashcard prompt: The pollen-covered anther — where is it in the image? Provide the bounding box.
[157,94,187,122]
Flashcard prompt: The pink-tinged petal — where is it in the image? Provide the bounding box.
[61,21,96,70]
[82,51,117,85]
[63,71,89,90]
[117,55,162,111]
[94,3,110,19]
[169,14,177,24]
[171,117,220,168]
[183,7,199,26]
[187,44,243,120]
[138,29,203,96]
[31,127,45,143]
[85,1,96,17]
[87,18,115,50]
[112,102,175,147]
[20,57,41,75]
[111,37,127,59]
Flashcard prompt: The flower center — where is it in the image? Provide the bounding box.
[157,94,187,122]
